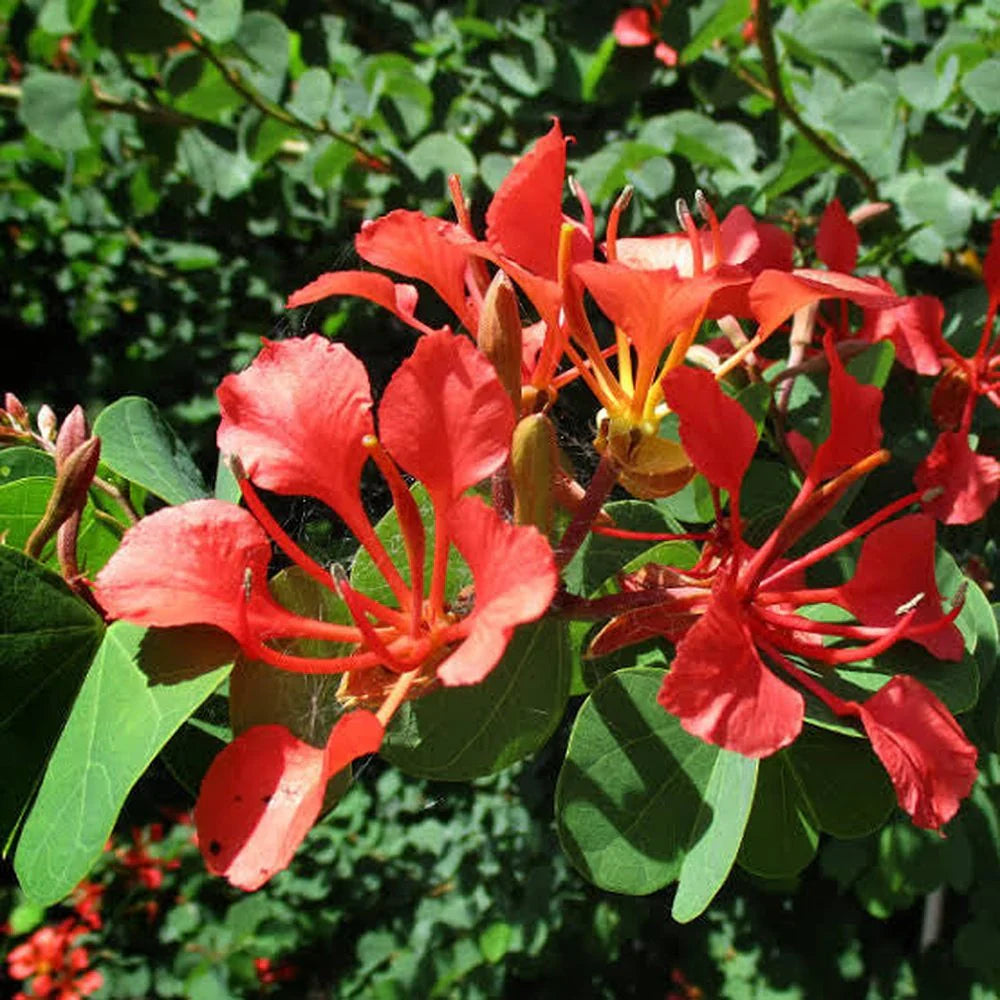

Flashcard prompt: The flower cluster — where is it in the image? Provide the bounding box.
[95,330,557,888]
[6,919,102,1000]
[84,119,994,893]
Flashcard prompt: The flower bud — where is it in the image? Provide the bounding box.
[55,405,89,469]
[37,404,57,442]
[477,271,523,413]
[4,392,29,429]
[510,414,556,535]
[25,437,101,561]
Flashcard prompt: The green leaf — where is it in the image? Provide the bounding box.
[233,11,290,103]
[574,141,669,205]
[897,54,959,111]
[362,54,433,142]
[791,0,884,81]
[406,132,477,187]
[0,547,105,852]
[350,482,468,606]
[785,726,894,838]
[672,749,758,922]
[0,477,122,575]
[683,0,752,62]
[93,397,208,505]
[489,35,556,97]
[0,448,54,484]
[382,617,569,781]
[287,67,334,126]
[557,667,754,900]
[19,71,91,151]
[963,58,1000,114]
[884,169,976,263]
[14,622,230,903]
[737,752,820,878]
[66,0,99,29]
[639,111,756,173]
[479,921,512,964]
[824,82,900,178]
[161,0,243,44]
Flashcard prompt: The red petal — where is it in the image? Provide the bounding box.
[93,501,297,644]
[660,366,758,494]
[437,496,557,686]
[750,269,897,339]
[354,210,478,331]
[653,41,679,66]
[836,513,964,661]
[486,120,567,281]
[809,332,883,481]
[285,270,440,336]
[323,709,384,777]
[860,293,945,376]
[614,207,766,276]
[195,712,382,891]
[379,330,515,499]
[815,199,859,274]
[658,585,804,757]
[217,336,373,531]
[982,218,1000,310]
[575,260,751,364]
[916,431,1000,525]
[613,8,655,46]
[195,725,328,890]
[858,676,977,830]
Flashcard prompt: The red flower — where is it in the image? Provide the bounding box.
[95,331,557,886]
[613,5,678,67]
[116,823,180,891]
[589,345,973,827]
[910,219,1000,523]
[7,919,102,1000]
[68,881,103,931]
[287,121,590,398]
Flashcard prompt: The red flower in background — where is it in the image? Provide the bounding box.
[590,342,975,828]
[912,219,1000,523]
[613,4,678,67]
[116,823,179,891]
[94,331,557,888]
[7,919,102,1000]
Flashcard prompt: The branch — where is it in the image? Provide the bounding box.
[754,0,879,200]
[189,36,394,172]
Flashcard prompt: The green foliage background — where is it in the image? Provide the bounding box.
[4,0,1000,996]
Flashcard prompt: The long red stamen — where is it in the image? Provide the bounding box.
[695,190,723,267]
[427,494,451,618]
[364,435,426,635]
[755,635,855,716]
[751,607,919,665]
[605,185,634,262]
[569,175,596,246]
[741,449,890,592]
[760,488,923,592]
[334,567,416,673]
[589,525,713,542]
[676,197,703,276]
[246,638,383,674]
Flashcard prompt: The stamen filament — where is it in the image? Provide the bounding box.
[760,488,922,592]
[364,435,426,636]
[376,668,424,726]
